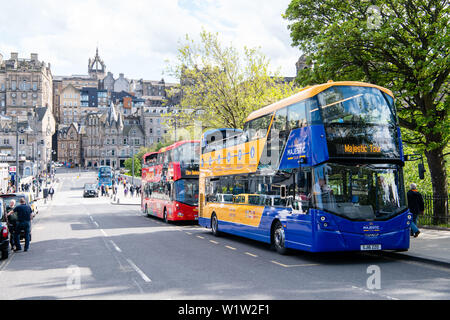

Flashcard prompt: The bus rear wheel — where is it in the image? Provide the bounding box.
[272,221,288,255]
[163,208,168,223]
[211,213,220,237]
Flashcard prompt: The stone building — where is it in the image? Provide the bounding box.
[0,52,53,119]
[88,48,106,80]
[0,52,55,174]
[57,122,82,166]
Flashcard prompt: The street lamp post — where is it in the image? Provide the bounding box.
[13,117,33,192]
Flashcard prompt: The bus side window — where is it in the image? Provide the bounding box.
[288,101,307,130]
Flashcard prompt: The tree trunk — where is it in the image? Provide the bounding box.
[424,146,449,225]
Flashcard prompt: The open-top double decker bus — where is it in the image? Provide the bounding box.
[141,141,200,222]
[199,81,411,254]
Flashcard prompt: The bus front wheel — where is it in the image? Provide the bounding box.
[272,221,288,255]
[211,213,220,237]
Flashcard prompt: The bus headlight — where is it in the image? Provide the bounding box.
[320,216,326,222]
[407,215,412,220]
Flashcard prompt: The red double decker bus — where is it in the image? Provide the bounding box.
[141,140,200,222]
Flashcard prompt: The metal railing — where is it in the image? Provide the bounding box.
[418,194,449,227]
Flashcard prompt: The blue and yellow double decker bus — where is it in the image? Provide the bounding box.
[98,166,113,187]
[198,81,412,254]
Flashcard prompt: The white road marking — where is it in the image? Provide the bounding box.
[225,245,237,250]
[100,229,108,237]
[109,240,122,253]
[209,240,219,244]
[126,259,152,283]
[245,252,258,258]
[270,260,319,268]
[196,235,205,239]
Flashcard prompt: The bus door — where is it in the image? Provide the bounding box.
[284,169,314,248]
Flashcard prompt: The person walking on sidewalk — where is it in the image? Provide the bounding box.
[11,198,33,252]
[48,186,55,200]
[407,183,424,238]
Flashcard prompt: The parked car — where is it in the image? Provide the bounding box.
[83,183,99,198]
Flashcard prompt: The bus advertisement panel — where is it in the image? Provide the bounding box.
[141,141,200,222]
[198,81,411,254]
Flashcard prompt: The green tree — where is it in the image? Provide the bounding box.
[124,155,141,177]
[165,29,300,133]
[284,0,449,221]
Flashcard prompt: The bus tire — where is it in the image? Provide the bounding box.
[272,220,288,255]
[163,208,169,223]
[211,213,220,237]
[145,205,149,217]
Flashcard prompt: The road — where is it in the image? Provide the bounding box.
[0,169,449,300]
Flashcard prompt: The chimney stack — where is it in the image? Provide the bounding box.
[31,53,38,62]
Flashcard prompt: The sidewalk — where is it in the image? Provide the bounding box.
[109,183,141,206]
[388,228,450,266]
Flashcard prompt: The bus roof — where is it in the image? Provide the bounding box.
[142,152,158,160]
[245,81,394,122]
[159,140,200,153]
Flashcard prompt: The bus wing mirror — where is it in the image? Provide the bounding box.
[418,163,425,180]
[280,186,286,199]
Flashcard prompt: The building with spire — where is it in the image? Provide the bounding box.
[88,47,106,80]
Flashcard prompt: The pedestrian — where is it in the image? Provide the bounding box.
[6,200,17,250]
[48,185,55,200]
[101,184,105,196]
[10,198,32,252]
[124,187,128,197]
[407,183,424,238]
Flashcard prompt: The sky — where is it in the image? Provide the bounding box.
[0,0,301,83]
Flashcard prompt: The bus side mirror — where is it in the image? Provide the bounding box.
[281,186,286,199]
[418,163,425,180]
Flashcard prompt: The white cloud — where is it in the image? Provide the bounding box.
[0,0,300,82]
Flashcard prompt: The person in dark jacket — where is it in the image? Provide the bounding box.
[407,183,424,238]
[10,198,33,252]
[6,200,17,250]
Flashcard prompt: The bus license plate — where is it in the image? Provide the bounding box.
[360,244,381,251]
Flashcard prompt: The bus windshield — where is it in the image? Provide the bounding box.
[174,179,199,206]
[99,167,112,177]
[317,86,395,126]
[317,86,400,159]
[312,163,406,221]
[172,142,200,166]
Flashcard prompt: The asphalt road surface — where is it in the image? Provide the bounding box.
[0,169,449,300]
